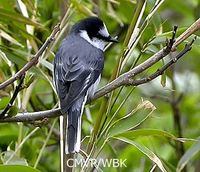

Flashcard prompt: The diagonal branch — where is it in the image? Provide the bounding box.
[92,26,178,100]
[0,108,61,122]
[128,37,195,86]
[0,37,195,123]
[0,24,60,90]
[0,18,200,123]
[93,18,200,100]
[0,75,25,118]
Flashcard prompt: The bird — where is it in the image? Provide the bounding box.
[53,16,118,154]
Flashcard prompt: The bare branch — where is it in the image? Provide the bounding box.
[0,17,199,123]
[92,26,178,100]
[128,38,195,86]
[93,17,200,100]
[172,18,200,50]
[0,108,61,123]
[0,75,25,118]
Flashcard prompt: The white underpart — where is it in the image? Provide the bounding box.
[88,75,101,99]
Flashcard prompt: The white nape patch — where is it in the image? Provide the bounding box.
[98,23,110,37]
[79,30,106,51]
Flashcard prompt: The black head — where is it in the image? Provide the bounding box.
[71,17,118,43]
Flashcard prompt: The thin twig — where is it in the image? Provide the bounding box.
[95,17,200,98]
[172,18,200,51]
[0,108,61,122]
[0,37,195,123]
[0,75,25,118]
[0,24,60,90]
[129,37,195,86]
[34,119,57,168]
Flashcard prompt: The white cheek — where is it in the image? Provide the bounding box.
[79,30,106,51]
[98,23,110,37]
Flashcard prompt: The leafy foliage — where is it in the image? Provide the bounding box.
[0,0,200,172]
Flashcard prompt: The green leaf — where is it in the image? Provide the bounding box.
[114,137,167,172]
[0,49,12,67]
[0,97,10,110]
[144,44,159,54]
[107,100,156,137]
[0,8,42,27]
[0,45,28,67]
[114,129,178,141]
[150,36,166,45]
[0,30,23,47]
[177,139,200,172]
[22,0,36,14]
[0,124,18,145]
[40,59,53,71]
[25,74,36,88]
[71,0,95,16]
[1,150,28,165]
[0,165,40,172]
[160,27,187,37]
[0,135,17,145]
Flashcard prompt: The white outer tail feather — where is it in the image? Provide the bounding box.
[61,76,101,155]
[60,116,64,172]
[64,114,82,154]
[65,94,88,154]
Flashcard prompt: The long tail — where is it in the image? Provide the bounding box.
[60,96,87,171]
[65,106,82,154]
[60,115,74,172]
[65,95,87,154]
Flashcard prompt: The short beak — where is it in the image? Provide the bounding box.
[108,36,118,43]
